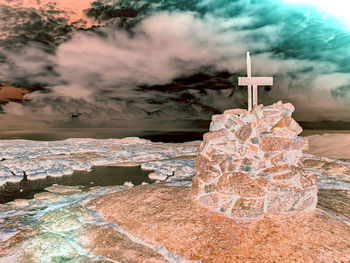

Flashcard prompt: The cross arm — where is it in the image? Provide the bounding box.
[238,77,273,86]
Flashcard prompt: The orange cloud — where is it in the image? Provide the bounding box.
[0,0,96,27]
[0,85,29,102]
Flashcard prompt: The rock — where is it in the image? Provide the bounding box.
[295,169,318,188]
[271,116,302,135]
[235,124,252,142]
[203,129,227,142]
[1,138,350,263]
[39,207,86,232]
[230,197,265,218]
[192,102,317,219]
[259,137,308,152]
[89,226,167,263]
[191,176,204,196]
[344,170,350,177]
[118,137,150,143]
[123,181,134,187]
[270,127,299,138]
[44,185,82,194]
[216,172,266,197]
[148,172,167,181]
[114,162,140,167]
[223,108,248,115]
[23,232,85,262]
[0,137,200,188]
[34,192,61,201]
[303,158,325,169]
[209,114,230,131]
[266,185,318,213]
[321,162,347,173]
[10,199,29,207]
[317,189,350,222]
[194,154,212,173]
[197,170,221,183]
[203,183,216,193]
[283,102,295,112]
[199,193,218,208]
[89,184,350,263]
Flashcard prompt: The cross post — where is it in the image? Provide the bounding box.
[238,52,273,111]
[247,52,252,111]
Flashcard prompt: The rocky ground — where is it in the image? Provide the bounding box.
[0,134,349,262]
[89,184,350,262]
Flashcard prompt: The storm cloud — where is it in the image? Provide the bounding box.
[0,0,350,133]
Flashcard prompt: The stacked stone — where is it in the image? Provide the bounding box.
[192,101,318,219]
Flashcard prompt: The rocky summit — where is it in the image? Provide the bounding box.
[192,101,318,219]
[0,136,350,262]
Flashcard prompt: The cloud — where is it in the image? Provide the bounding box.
[0,0,350,133]
[0,2,79,50]
[49,11,350,120]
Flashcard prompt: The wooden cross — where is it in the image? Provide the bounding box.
[238,52,273,111]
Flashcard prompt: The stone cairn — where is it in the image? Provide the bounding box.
[192,101,318,219]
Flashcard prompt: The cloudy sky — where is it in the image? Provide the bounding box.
[0,0,349,137]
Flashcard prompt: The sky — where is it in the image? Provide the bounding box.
[0,0,349,136]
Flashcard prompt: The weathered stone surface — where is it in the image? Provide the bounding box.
[89,226,166,263]
[262,164,290,174]
[44,185,82,194]
[90,184,350,263]
[317,189,350,222]
[199,193,218,208]
[148,172,167,181]
[203,183,216,193]
[270,127,298,138]
[10,199,29,207]
[193,102,317,219]
[197,171,220,183]
[34,191,61,201]
[226,115,245,129]
[260,137,308,152]
[295,169,318,188]
[269,151,286,166]
[216,172,266,197]
[272,171,296,180]
[235,124,252,142]
[194,153,211,172]
[230,197,265,218]
[266,185,318,213]
[321,162,347,173]
[303,159,325,169]
[344,169,350,177]
[271,116,302,136]
[191,176,203,196]
[223,108,248,115]
[209,114,230,131]
[203,129,227,142]
[3,133,350,262]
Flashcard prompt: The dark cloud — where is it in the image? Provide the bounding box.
[330,85,350,99]
[84,0,203,27]
[0,0,350,134]
[0,2,84,50]
[0,1,87,90]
